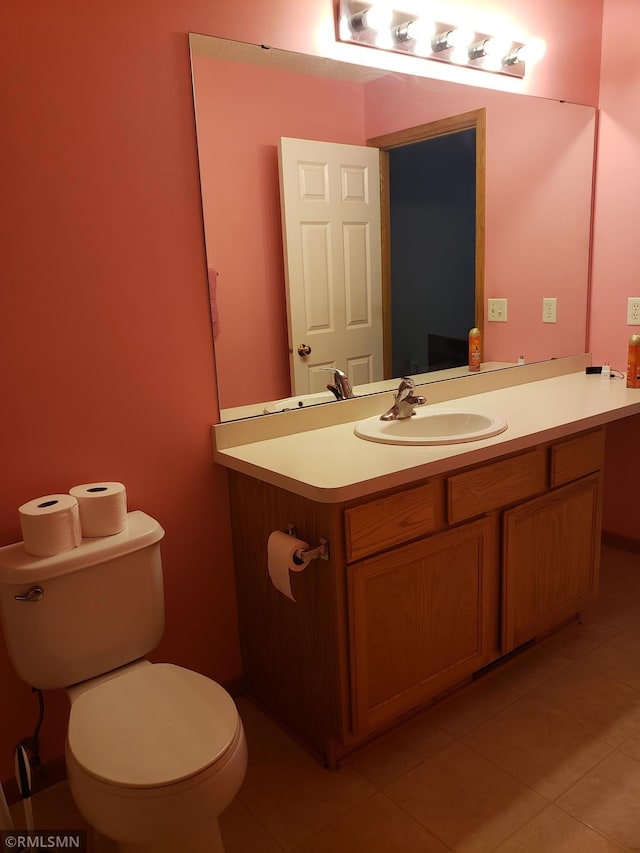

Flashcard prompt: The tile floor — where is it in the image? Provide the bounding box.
[10,544,640,852]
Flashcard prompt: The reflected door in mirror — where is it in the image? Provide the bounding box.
[279,137,383,394]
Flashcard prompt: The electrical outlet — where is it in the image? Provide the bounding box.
[488,298,507,322]
[543,297,557,323]
[628,297,640,325]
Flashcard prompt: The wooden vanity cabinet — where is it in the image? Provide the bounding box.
[226,426,605,767]
[227,473,349,763]
[348,514,499,735]
[502,432,604,652]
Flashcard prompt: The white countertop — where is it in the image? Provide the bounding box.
[213,368,640,503]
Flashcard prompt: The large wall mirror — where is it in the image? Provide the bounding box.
[190,34,596,421]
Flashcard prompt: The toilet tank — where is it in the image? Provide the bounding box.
[0,511,165,689]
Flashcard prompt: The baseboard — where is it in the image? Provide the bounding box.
[602,530,640,554]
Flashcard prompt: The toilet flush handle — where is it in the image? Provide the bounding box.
[14,586,44,603]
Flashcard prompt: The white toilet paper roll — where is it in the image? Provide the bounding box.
[19,494,82,558]
[69,482,128,537]
[267,530,311,601]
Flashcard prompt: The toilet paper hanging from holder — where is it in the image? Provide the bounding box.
[267,526,330,601]
[286,524,329,562]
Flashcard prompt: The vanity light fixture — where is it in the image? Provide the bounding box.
[431,25,475,54]
[501,38,547,68]
[392,17,436,55]
[338,0,545,79]
[348,4,393,33]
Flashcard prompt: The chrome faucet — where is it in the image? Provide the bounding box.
[380,377,426,421]
[322,367,354,401]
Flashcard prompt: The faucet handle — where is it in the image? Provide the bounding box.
[395,377,417,401]
[320,367,354,400]
[381,377,426,421]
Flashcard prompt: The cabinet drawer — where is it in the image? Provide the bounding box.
[550,428,605,487]
[345,482,443,562]
[448,448,547,523]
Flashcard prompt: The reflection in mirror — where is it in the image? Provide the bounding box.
[190,34,596,421]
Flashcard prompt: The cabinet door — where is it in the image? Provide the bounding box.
[348,516,498,735]
[502,473,602,653]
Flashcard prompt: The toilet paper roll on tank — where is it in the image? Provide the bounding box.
[18,494,82,558]
[18,482,128,558]
[267,530,312,601]
[69,481,127,537]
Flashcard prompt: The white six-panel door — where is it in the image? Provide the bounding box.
[278,137,383,395]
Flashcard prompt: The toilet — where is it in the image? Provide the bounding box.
[0,511,247,852]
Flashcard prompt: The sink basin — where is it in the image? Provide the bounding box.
[354,408,508,446]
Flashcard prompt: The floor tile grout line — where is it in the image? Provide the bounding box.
[238,764,381,852]
[459,736,555,803]
[343,715,454,786]
[377,789,455,852]
[461,721,619,806]
[235,791,293,851]
[481,798,629,853]
[346,735,455,791]
[384,762,548,853]
[550,749,636,852]
[284,790,381,852]
[490,664,640,750]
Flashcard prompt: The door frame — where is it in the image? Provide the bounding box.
[368,109,486,378]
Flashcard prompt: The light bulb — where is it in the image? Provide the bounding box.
[518,38,546,64]
[450,45,470,65]
[406,18,435,45]
[483,36,512,58]
[339,15,353,40]
[374,27,394,48]
[362,3,393,33]
[347,3,393,35]
[446,26,474,49]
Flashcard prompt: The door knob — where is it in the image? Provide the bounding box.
[297,344,312,357]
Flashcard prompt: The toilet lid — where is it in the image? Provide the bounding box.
[67,664,240,788]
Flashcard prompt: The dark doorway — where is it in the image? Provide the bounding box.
[389,129,476,377]
[369,108,485,379]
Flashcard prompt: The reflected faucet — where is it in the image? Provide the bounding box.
[321,368,354,401]
[380,377,426,421]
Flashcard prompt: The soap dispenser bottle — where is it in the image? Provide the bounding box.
[468,327,481,372]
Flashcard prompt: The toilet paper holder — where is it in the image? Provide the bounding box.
[286,525,330,562]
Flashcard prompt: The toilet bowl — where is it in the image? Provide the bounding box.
[66,662,247,852]
[0,511,247,852]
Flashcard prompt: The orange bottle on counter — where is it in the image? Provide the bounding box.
[468,327,481,372]
[627,334,640,388]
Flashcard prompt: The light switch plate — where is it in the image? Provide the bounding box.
[488,298,507,322]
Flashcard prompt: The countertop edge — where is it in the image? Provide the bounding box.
[213,371,640,503]
[214,397,640,503]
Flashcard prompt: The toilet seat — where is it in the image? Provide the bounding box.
[67,663,240,789]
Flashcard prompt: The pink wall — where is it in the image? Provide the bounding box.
[364,75,594,364]
[195,56,595,414]
[0,0,603,783]
[193,55,366,410]
[590,0,640,537]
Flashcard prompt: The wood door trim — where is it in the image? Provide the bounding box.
[369,109,486,377]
